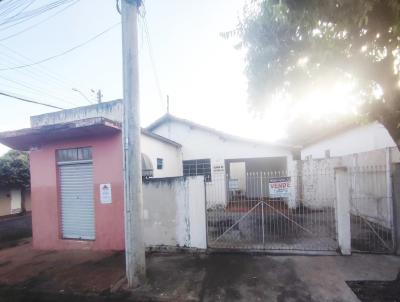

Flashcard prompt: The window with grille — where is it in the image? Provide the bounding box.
[57,147,92,163]
[183,159,211,182]
[157,158,163,170]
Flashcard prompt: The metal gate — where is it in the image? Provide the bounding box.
[59,162,95,240]
[349,166,395,253]
[206,169,338,252]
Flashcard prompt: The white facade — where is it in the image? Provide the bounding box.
[152,120,293,162]
[301,122,397,160]
[150,119,294,206]
[141,133,182,178]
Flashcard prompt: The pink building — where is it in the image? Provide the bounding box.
[0,101,182,250]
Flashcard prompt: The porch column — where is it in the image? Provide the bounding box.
[335,167,351,255]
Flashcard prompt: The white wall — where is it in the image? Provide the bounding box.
[142,176,206,249]
[301,122,396,160]
[152,121,294,206]
[141,134,182,178]
[31,100,123,127]
[187,176,207,249]
[0,190,11,216]
[299,147,397,228]
[153,121,293,161]
[10,189,22,214]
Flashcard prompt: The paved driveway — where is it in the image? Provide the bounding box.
[0,240,399,301]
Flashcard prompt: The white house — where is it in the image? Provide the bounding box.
[147,114,296,205]
[140,129,182,178]
[301,121,399,160]
[0,189,31,216]
[298,121,399,234]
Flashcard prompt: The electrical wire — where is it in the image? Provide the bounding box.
[0,0,90,100]
[0,22,120,71]
[0,0,74,30]
[0,0,36,27]
[0,74,79,106]
[0,1,25,19]
[0,46,91,106]
[0,43,92,98]
[0,0,79,42]
[139,3,164,107]
[116,0,121,14]
[0,91,64,109]
[0,49,81,100]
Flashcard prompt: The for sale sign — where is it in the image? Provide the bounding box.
[268,177,291,198]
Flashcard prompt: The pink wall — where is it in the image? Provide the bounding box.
[30,133,125,250]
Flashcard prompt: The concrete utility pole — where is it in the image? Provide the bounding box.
[121,0,146,287]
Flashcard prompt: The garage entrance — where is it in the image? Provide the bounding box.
[57,147,95,240]
[206,167,338,252]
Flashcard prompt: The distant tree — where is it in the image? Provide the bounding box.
[232,0,400,148]
[0,150,30,190]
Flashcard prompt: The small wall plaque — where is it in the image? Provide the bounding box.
[100,183,112,204]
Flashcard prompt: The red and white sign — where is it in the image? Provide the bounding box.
[268,177,291,198]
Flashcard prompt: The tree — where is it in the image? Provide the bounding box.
[0,150,30,190]
[234,0,400,148]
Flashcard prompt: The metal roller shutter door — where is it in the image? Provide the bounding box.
[59,163,95,240]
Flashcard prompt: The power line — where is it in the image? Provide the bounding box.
[0,0,79,42]
[0,47,88,106]
[0,0,36,27]
[0,0,74,30]
[0,48,84,103]
[0,43,92,98]
[0,91,64,109]
[0,74,79,106]
[0,22,120,71]
[0,49,82,103]
[0,1,25,19]
[139,3,164,107]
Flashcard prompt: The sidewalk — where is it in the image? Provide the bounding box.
[0,239,399,301]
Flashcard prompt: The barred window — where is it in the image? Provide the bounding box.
[183,159,211,182]
[157,158,163,170]
[57,147,92,162]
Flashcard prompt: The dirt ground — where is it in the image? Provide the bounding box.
[0,239,399,302]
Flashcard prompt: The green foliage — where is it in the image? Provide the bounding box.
[0,150,30,190]
[237,0,400,145]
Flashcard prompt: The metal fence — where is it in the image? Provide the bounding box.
[348,166,395,253]
[205,165,395,253]
[206,168,338,252]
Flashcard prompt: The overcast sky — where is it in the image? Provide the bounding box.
[0,0,288,156]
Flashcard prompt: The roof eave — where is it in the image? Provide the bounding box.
[146,114,297,150]
[0,117,121,151]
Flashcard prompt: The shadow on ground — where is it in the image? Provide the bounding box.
[347,272,400,302]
